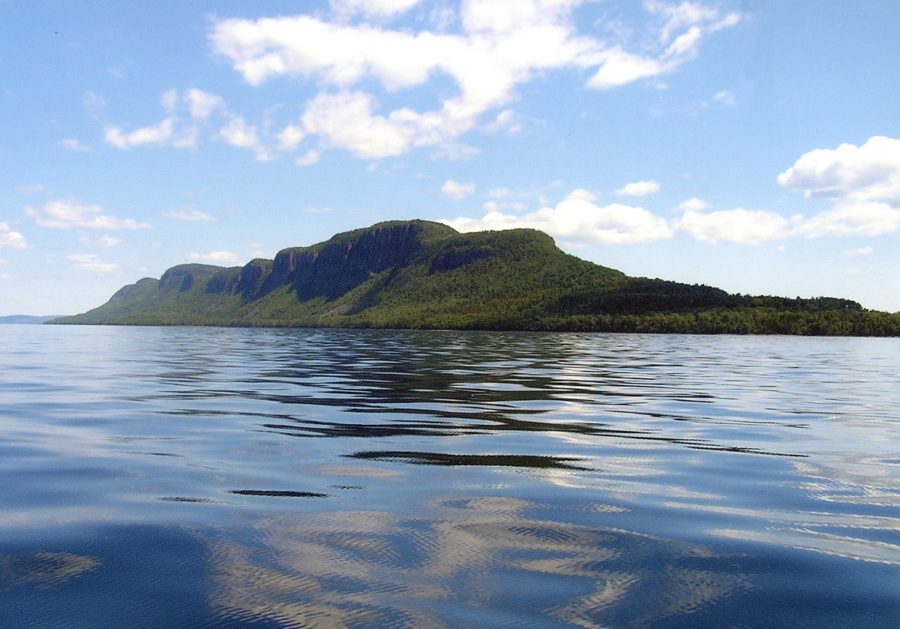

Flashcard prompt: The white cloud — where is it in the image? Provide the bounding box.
[777,136,900,239]
[296,149,321,166]
[485,108,522,135]
[58,138,92,152]
[566,188,597,202]
[712,89,735,106]
[163,209,215,222]
[25,200,151,230]
[105,118,175,149]
[210,1,740,159]
[67,254,119,275]
[587,47,666,90]
[443,191,673,244]
[793,201,900,238]
[0,223,28,249]
[441,179,476,199]
[777,136,900,202]
[219,116,272,161]
[587,3,739,90]
[185,88,223,120]
[187,250,240,264]
[301,91,416,158]
[330,0,422,20]
[277,124,305,151]
[615,180,660,197]
[674,197,708,213]
[647,0,720,44]
[105,88,226,151]
[677,207,789,245]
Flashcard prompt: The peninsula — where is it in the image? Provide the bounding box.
[53,220,900,336]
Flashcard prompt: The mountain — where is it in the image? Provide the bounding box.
[53,220,900,336]
[0,315,61,324]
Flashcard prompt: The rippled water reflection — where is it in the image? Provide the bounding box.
[1,326,898,626]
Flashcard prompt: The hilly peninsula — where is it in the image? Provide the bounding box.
[54,220,900,336]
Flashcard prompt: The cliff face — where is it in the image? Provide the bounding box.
[159,265,224,293]
[262,221,448,300]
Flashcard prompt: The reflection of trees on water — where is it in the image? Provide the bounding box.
[205,496,751,627]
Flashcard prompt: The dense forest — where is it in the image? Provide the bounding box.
[53,220,900,336]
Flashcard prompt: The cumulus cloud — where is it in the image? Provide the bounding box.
[677,207,789,245]
[777,136,900,202]
[187,250,240,264]
[0,223,28,249]
[793,201,900,238]
[660,137,900,245]
[778,136,900,238]
[26,200,150,230]
[277,124,305,151]
[615,180,660,197]
[185,88,224,120]
[301,91,416,159]
[163,209,216,222]
[566,188,597,202]
[441,179,476,199]
[219,115,272,161]
[443,135,900,249]
[674,197,709,213]
[209,1,741,159]
[443,191,673,244]
[67,254,118,275]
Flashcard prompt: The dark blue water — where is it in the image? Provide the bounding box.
[1,326,897,627]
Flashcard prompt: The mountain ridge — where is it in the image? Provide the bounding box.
[52,220,900,336]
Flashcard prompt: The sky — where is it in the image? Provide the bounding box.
[2,0,899,316]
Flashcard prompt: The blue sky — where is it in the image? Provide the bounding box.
[2,0,899,316]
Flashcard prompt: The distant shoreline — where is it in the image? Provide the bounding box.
[0,315,61,325]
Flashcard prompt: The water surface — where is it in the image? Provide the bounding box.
[1,326,898,626]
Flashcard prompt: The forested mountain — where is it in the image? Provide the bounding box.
[53,220,900,336]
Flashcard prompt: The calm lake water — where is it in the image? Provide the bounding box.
[0,325,897,627]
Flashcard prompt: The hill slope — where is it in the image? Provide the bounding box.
[54,220,900,336]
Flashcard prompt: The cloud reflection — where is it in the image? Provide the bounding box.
[204,495,751,626]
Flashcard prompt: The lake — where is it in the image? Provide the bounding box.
[0,325,897,627]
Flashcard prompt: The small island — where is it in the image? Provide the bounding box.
[53,220,900,336]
